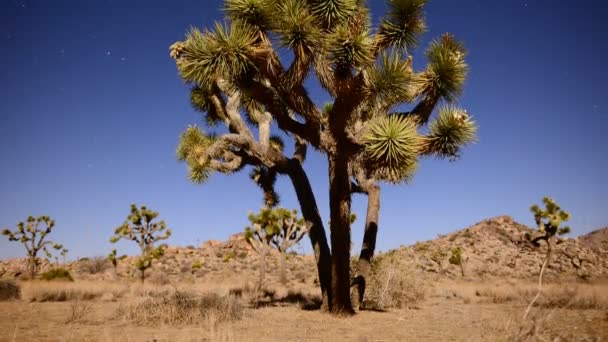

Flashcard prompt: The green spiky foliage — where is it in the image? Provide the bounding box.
[448,246,466,277]
[2,216,64,279]
[110,204,172,284]
[245,207,307,285]
[170,0,477,314]
[523,197,571,320]
[422,106,477,161]
[108,249,118,269]
[363,115,419,183]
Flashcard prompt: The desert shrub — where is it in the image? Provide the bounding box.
[116,290,243,326]
[0,279,21,300]
[222,251,234,263]
[363,252,426,310]
[41,268,74,282]
[77,256,110,275]
[192,260,202,271]
[64,300,95,324]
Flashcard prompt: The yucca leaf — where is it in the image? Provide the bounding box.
[422,106,476,160]
[417,33,468,102]
[326,22,374,72]
[224,0,273,31]
[363,115,420,183]
[377,0,428,52]
[175,22,258,86]
[367,52,416,109]
[309,0,358,29]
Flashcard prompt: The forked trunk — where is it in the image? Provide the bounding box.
[286,159,332,310]
[351,183,380,311]
[328,156,354,314]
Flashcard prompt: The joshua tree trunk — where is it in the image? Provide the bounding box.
[279,250,287,285]
[286,159,332,310]
[524,241,553,320]
[329,156,354,314]
[259,247,267,289]
[28,255,37,279]
[460,262,465,277]
[351,183,380,311]
[140,269,145,285]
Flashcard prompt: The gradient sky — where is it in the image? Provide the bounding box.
[1,0,606,260]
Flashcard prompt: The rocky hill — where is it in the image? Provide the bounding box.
[396,216,608,280]
[1,216,607,283]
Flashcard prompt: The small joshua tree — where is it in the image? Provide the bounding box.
[110,204,172,284]
[245,207,308,285]
[2,216,64,279]
[523,197,571,319]
[448,246,467,277]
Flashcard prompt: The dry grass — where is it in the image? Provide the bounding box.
[363,252,427,310]
[116,289,244,326]
[63,300,95,324]
[434,279,608,310]
[20,280,130,302]
[0,279,20,301]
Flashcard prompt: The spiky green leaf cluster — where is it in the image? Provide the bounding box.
[326,22,374,72]
[363,115,420,183]
[530,197,571,237]
[377,0,428,51]
[418,34,468,101]
[424,106,477,160]
[177,125,217,184]
[367,52,416,109]
[250,166,280,207]
[175,22,258,86]
[190,87,224,126]
[274,0,321,50]
[309,0,358,29]
[224,0,273,31]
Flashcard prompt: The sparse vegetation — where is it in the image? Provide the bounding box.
[363,252,426,310]
[77,256,110,275]
[40,268,74,282]
[0,279,20,301]
[523,197,571,319]
[245,207,308,285]
[448,246,467,277]
[2,216,64,279]
[116,290,243,326]
[110,204,172,284]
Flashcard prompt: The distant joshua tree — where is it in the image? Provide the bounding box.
[245,207,308,285]
[523,197,571,319]
[448,246,467,277]
[2,216,64,279]
[110,204,172,284]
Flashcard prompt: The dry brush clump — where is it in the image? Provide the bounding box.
[77,256,111,275]
[362,251,427,310]
[0,279,21,300]
[21,280,129,302]
[116,289,244,326]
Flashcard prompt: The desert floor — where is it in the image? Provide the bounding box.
[1,281,606,342]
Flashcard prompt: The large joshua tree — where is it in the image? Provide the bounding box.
[172,0,476,314]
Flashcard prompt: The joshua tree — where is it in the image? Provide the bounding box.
[172,0,476,313]
[523,197,571,319]
[110,204,171,284]
[448,246,467,277]
[2,216,64,279]
[245,207,308,285]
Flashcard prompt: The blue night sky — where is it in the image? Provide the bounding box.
[1,0,606,259]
